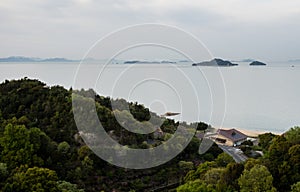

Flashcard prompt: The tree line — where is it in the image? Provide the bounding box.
[0,78,298,191]
[0,78,217,191]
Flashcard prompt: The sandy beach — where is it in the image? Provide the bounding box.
[215,127,281,138]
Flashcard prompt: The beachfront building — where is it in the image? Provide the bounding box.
[214,129,248,146]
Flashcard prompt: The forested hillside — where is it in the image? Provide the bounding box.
[176,127,300,192]
[0,78,220,191]
[0,78,299,192]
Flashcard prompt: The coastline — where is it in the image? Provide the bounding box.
[216,127,281,138]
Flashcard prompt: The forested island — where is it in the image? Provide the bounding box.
[0,78,299,191]
[249,61,267,66]
[192,58,239,67]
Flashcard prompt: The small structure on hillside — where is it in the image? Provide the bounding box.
[215,129,248,146]
[153,127,164,139]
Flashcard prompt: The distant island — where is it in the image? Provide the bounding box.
[192,58,238,67]
[124,60,176,64]
[249,61,267,66]
[0,56,75,62]
[0,57,187,64]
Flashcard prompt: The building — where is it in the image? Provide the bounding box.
[215,129,248,146]
[153,127,164,139]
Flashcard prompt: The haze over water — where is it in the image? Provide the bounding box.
[1,62,299,134]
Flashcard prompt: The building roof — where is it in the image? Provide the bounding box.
[218,129,247,142]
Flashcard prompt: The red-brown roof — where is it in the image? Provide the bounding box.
[218,129,247,142]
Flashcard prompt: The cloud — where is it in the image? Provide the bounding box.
[108,0,300,24]
[0,0,299,60]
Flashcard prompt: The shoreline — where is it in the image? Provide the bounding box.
[216,127,281,138]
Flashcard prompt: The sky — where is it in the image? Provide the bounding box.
[0,0,300,62]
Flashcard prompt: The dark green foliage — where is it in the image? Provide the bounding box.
[0,79,213,191]
[241,140,253,146]
[177,179,216,192]
[57,181,85,192]
[196,122,208,131]
[4,166,59,192]
[129,102,151,121]
[215,152,234,167]
[285,126,300,145]
[0,163,8,182]
[184,161,218,183]
[260,127,300,191]
[258,132,276,150]
[178,127,300,192]
[238,164,276,192]
[200,142,223,161]
[178,161,194,172]
[291,181,300,192]
[0,124,44,169]
[1,78,299,192]
[265,135,292,190]
[219,162,244,191]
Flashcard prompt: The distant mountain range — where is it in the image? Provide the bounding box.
[0,56,188,64]
[4,56,295,66]
[0,56,76,62]
[123,60,177,64]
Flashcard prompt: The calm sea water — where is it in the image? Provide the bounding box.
[1,62,300,134]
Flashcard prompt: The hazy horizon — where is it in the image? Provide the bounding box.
[1,1,300,62]
[1,56,300,63]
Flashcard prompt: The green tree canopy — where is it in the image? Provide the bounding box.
[57,180,85,192]
[0,124,44,169]
[215,152,234,167]
[285,126,300,145]
[58,141,71,154]
[203,167,225,185]
[4,166,59,192]
[177,179,216,192]
[0,163,8,181]
[291,182,300,192]
[238,164,276,192]
[258,132,276,150]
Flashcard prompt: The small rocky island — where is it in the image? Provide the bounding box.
[192,58,238,67]
[249,61,267,66]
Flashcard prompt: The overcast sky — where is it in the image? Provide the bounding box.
[0,0,300,61]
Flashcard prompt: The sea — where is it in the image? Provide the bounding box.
[1,61,300,134]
